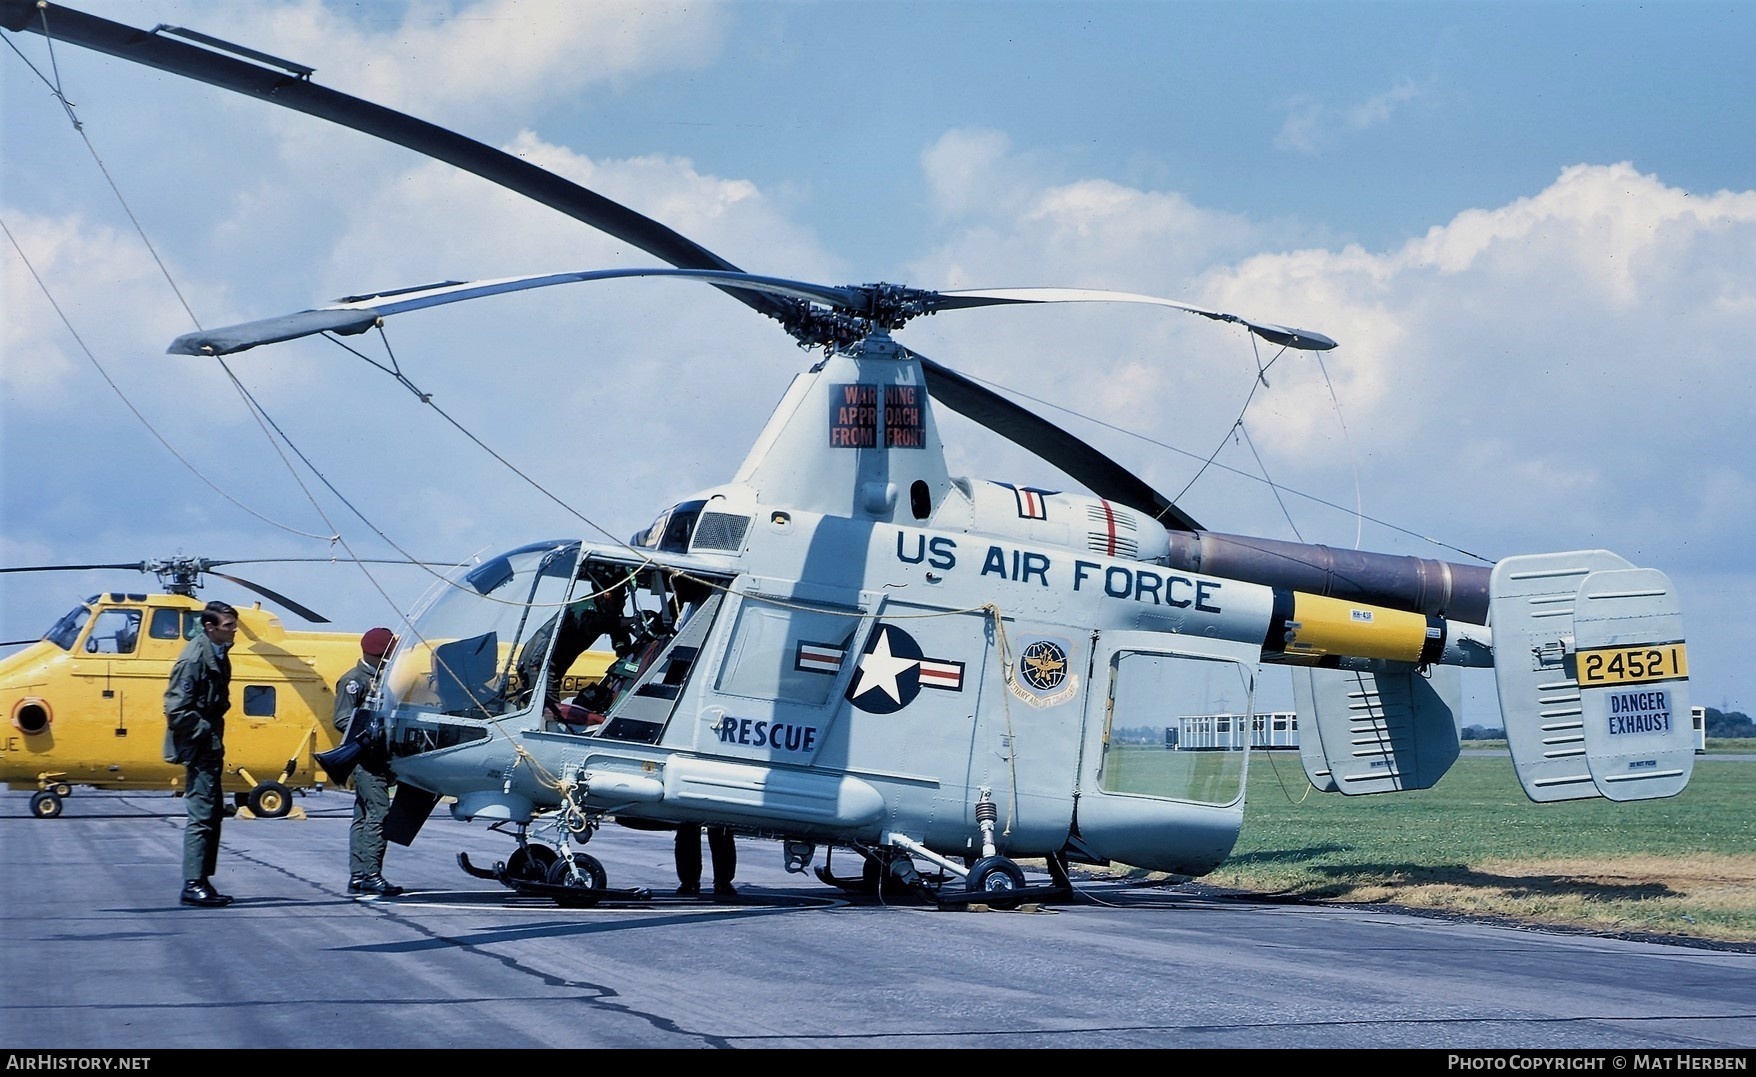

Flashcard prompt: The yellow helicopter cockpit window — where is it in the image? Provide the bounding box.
[148,608,191,640]
[43,605,90,651]
[83,608,142,655]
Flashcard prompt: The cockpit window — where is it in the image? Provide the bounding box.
[379,541,583,721]
[633,500,706,553]
[84,609,143,655]
[44,605,90,651]
[149,608,183,639]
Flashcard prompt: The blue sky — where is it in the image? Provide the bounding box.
[4,0,1753,720]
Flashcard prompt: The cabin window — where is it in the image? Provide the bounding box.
[84,609,142,655]
[243,686,276,717]
[1099,650,1251,807]
[149,608,183,639]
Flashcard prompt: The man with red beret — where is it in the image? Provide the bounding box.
[334,627,403,896]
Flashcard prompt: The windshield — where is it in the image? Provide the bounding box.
[380,540,582,721]
[44,604,91,650]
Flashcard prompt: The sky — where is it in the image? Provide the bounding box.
[3,0,1753,726]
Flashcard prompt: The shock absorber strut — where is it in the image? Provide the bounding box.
[975,787,998,859]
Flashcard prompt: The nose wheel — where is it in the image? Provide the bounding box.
[30,790,63,818]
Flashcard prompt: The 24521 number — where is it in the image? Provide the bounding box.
[1575,643,1688,687]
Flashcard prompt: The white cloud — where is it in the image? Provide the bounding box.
[1346,77,1425,131]
[1276,76,1429,154]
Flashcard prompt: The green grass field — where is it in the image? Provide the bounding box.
[1111,743,1756,943]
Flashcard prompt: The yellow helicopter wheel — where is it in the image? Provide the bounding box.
[29,791,63,819]
[50,782,73,798]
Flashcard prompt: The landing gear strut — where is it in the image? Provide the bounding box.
[458,817,650,907]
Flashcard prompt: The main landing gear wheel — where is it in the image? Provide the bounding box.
[50,782,73,798]
[546,854,608,908]
[966,855,1026,910]
[246,780,293,819]
[30,791,62,818]
[505,844,559,882]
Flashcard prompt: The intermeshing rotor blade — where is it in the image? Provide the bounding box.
[910,352,1201,531]
[167,269,875,356]
[0,0,794,327]
[930,288,1338,351]
[1,3,1210,547]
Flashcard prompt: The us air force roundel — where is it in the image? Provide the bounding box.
[1009,636,1079,708]
[847,623,965,714]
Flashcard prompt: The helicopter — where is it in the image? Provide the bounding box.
[0,556,361,819]
[1,4,1697,909]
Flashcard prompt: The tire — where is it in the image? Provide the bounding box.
[546,854,607,908]
[247,780,293,819]
[30,791,62,819]
[50,782,73,798]
[966,855,1027,910]
[506,844,559,882]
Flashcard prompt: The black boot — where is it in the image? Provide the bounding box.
[180,879,233,908]
[349,872,404,897]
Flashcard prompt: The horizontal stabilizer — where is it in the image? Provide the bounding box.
[1489,552,1693,803]
[1291,665,1461,795]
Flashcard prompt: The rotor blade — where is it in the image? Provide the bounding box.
[0,1,794,327]
[913,352,1201,531]
[0,562,149,575]
[167,269,871,356]
[203,571,329,623]
[932,288,1338,351]
[2,4,1207,534]
[207,557,460,570]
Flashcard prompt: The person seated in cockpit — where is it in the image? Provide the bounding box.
[515,575,632,720]
[550,608,672,733]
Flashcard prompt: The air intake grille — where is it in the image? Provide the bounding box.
[692,512,750,552]
[1085,504,1141,558]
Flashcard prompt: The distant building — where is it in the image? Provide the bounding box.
[1167,711,1299,751]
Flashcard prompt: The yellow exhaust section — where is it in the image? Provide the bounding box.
[1269,591,1443,664]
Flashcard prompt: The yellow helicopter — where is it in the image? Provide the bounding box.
[2,557,366,819]
[0,5,1697,912]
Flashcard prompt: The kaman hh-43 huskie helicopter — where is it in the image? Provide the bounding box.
[4,3,1696,908]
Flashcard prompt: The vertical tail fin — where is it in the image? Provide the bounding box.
[1292,664,1462,794]
[1489,551,1693,803]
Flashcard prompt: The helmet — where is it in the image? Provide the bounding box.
[361,627,396,657]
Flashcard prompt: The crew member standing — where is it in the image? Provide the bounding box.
[335,627,403,897]
[163,601,239,909]
[675,823,737,900]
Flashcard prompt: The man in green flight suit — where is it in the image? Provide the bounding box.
[163,601,238,908]
[334,627,403,897]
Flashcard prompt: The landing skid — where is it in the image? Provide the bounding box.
[457,852,653,907]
